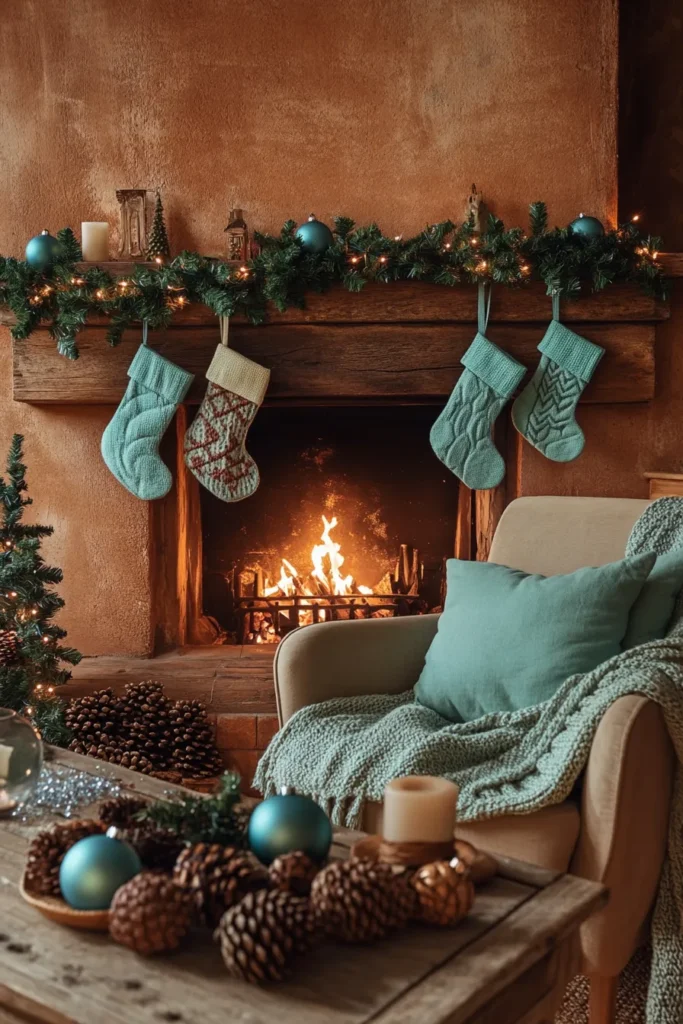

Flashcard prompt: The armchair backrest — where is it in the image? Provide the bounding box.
[488,496,651,576]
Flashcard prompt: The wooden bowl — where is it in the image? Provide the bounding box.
[20,877,110,931]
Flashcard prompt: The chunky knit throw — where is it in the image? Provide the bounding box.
[254,497,683,1023]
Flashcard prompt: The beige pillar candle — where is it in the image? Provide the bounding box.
[382,776,458,843]
[81,222,109,262]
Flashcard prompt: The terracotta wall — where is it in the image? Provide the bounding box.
[0,0,621,655]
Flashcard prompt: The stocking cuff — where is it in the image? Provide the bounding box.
[207,344,270,407]
[538,321,604,383]
[461,332,526,398]
[128,345,194,404]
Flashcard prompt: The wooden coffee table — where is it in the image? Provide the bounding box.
[0,749,605,1024]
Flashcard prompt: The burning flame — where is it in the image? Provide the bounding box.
[263,516,373,598]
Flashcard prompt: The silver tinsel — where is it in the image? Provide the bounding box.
[11,764,122,823]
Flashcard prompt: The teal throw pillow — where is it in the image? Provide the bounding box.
[623,547,683,649]
[415,552,655,723]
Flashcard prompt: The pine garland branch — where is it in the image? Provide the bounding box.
[0,204,667,357]
[138,772,246,846]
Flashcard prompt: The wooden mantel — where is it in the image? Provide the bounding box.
[2,281,668,405]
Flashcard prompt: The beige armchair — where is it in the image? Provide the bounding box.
[274,497,675,1024]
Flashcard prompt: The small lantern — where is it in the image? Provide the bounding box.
[224,208,249,263]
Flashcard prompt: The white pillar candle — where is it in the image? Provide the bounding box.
[382,776,458,843]
[0,742,12,781]
[81,222,109,262]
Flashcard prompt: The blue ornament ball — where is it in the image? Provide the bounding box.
[25,230,61,271]
[248,789,332,866]
[59,833,142,910]
[568,213,605,239]
[296,214,334,254]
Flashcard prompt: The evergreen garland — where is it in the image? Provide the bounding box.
[0,435,81,742]
[0,204,665,360]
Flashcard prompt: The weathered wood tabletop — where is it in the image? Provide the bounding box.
[0,749,606,1024]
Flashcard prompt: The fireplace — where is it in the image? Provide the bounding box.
[200,405,458,645]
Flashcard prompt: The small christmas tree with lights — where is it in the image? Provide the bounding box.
[0,435,81,742]
[146,191,171,263]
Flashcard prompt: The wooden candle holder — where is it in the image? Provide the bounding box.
[351,833,498,885]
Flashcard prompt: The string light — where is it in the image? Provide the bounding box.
[71,277,85,286]
[394,235,402,242]
[521,264,530,274]
[378,256,387,264]
[25,706,34,716]
[96,289,105,299]
[350,256,360,264]
[443,243,452,250]
[471,237,479,246]
[477,261,488,272]
[631,214,640,223]
[154,256,164,265]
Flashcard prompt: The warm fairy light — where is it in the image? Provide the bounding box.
[652,250,659,260]
[379,256,387,264]
[25,706,34,716]
[29,295,41,305]
[34,684,42,692]
[350,256,359,264]
[176,295,188,306]
[155,256,163,264]
[521,264,530,273]
[46,686,55,695]
[10,591,17,597]
[42,636,49,643]
[443,243,452,250]
[394,234,402,242]
[471,237,479,246]
[118,280,129,288]
[96,289,105,299]
[631,214,640,222]
[477,261,488,272]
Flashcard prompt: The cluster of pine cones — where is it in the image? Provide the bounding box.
[65,681,223,780]
[25,792,475,983]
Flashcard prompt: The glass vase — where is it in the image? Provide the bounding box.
[0,709,43,815]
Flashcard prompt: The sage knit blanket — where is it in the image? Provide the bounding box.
[254,497,683,1023]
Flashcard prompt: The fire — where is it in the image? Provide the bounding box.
[263,515,372,598]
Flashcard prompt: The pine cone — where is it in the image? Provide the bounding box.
[169,699,223,779]
[65,688,120,753]
[269,852,319,896]
[24,819,105,896]
[411,857,475,926]
[98,795,148,829]
[120,681,174,772]
[121,823,185,872]
[174,843,269,927]
[310,858,417,943]
[109,872,194,955]
[0,628,20,666]
[216,888,315,983]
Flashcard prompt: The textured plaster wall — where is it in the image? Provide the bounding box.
[0,0,618,655]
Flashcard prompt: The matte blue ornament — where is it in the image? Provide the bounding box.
[248,787,332,866]
[568,213,605,239]
[59,831,142,910]
[25,229,61,271]
[296,214,334,254]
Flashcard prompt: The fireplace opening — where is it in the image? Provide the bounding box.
[200,405,459,644]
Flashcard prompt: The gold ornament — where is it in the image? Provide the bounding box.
[411,857,475,927]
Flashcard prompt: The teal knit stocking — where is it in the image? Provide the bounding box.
[101,337,194,500]
[430,285,525,489]
[512,297,604,462]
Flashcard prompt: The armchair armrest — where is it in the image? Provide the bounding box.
[274,614,439,725]
[570,694,674,977]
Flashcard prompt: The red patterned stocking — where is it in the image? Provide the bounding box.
[184,343,270,502]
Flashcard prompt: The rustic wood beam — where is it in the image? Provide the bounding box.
[0,281,670,330]
[12,322,656,405]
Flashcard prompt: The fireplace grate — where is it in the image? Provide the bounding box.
[235,592,426,644]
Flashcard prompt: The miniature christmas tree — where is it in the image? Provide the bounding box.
[0,435,81,742]
[146,191,171,263]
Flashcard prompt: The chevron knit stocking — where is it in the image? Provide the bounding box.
[512,304,604,462]
[430,284,526,489]
[101,341,194,500]
[184,338,270,502]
